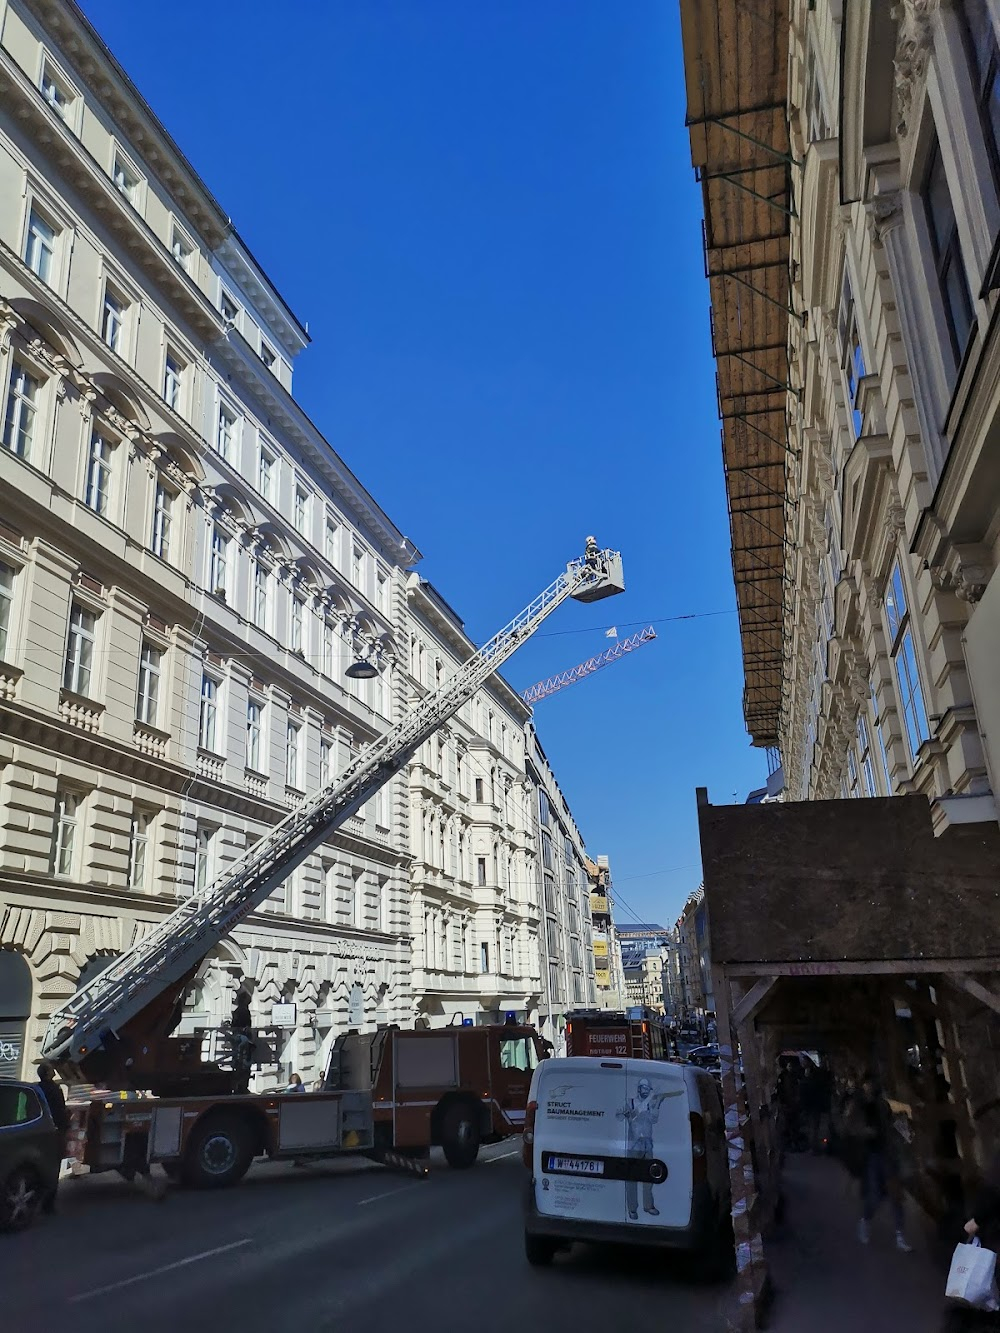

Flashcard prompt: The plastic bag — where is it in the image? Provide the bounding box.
[946,1237,1000,1311]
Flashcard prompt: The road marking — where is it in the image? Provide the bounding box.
[486,1149,521,1162]
[357,1183,418,1206]
[69,1240,252,1303]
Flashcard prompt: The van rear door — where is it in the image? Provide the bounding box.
[620,1059,692,1228]
[532,1058,627,1225]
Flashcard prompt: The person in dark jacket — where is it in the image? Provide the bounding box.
[850,1072,912,1252]
[36,1063,68,1215]
[941,1152,1000,1331]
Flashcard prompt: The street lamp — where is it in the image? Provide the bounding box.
[345,658,379,680]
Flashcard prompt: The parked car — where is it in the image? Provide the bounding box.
[0,1081,62,1232]
[522,1055,731,1274]
[687,1044,721,1069]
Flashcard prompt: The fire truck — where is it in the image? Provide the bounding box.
[43,540,624,1189]
[564,1007,670,1061]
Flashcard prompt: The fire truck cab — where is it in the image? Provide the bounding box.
[564,1008,669,1061]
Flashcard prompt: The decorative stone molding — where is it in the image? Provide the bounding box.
[956,566,990,604]
[891,0,939,137]
[866,192,905,244]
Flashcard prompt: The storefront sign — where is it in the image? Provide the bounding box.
[271,1003,297,1028]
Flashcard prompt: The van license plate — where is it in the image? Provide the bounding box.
[548,1156,604,1175]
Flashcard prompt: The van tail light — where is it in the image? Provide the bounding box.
[522,1100,538,1168]
[690,1111,707,1183]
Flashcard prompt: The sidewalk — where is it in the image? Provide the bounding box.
[764,1153,951,1332]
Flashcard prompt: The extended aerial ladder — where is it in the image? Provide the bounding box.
[522,625,656,704]
[42,539,624,1096]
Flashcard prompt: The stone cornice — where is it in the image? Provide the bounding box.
[23,0,228,246]
[0,51,222,341]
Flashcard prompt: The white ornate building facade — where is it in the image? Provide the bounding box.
[405,575,543,1028]
[0,0,419,1084]
[778,0,1000,829]
[525,724,596,1054]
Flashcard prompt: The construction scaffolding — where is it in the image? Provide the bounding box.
[697,790,1000,1330]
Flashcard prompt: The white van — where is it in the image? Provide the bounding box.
[522,1056,730,1270]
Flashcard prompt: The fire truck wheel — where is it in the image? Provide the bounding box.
[441,1102,481,1168]
[181,1114,253,1189]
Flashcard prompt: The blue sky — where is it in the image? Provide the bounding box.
[81,0,766,925]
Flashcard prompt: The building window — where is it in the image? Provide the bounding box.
[0,562,13,660]
[51,790,80,877]
[101,286,126,353]
[871,684,893,793]
[352,545,364,588]
[220,290,240,325]
[846,746,861,798]
[805,39,830,143]
[64,602,96,696]
[25,208,57,284]
[163,353,183,411]
[252,561,269,630]
[127,810,151,891]
[320,736,333,785]
[291,594,304,654]
[924,141,975,374]
[294,485,309,535]
[199,674,219,751]
[40,61,74,122]
[322,620,335,676]
[3,362,38,460]
[194,824,213,892]
[112,151,141,205]
[258,445,275,502]
[216,403,237,461]
[171,227,193,272]
[538,789,551,826]
[857,712,878,797]
[475,777,484,802]
[286,721,301,789]
[136,642,161,726]
[325,518,339,565]
[376,571,388,613]
[838,269,866,439]
[84,432,114,516]
[885,562,931,762]
[480,942,490,973]
[260,339,276,370]
[476,856,487,886]
[151,482,173,561]
[247,698,263,771]
[961,2,1000,189]
[209,525,229,598]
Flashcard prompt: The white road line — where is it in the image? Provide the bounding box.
[485,1149,521,1162]
[357,1184,418,1206]
[68,1239,253,1304]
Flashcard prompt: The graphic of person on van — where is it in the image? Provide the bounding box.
[617,1077,680,1220]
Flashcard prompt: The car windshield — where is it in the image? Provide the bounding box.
[498,1036,539,1073]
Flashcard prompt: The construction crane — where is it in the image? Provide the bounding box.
[42,538,625,1094]
[522,625,656,704]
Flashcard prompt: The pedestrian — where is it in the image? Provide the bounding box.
[284,1072,305,1093]
[36,1063,68,1215]
[941,1149,1000,1330]
[777,1055,805,1151]
[802,1057,833,1154]
[848,1071,912,1252]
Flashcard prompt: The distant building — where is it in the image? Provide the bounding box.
[586,854,625,1007]
[525,725,596,1053]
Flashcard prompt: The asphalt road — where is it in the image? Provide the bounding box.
[2,1144,738,1332]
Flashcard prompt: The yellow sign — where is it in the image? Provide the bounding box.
[593,940,608,957]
